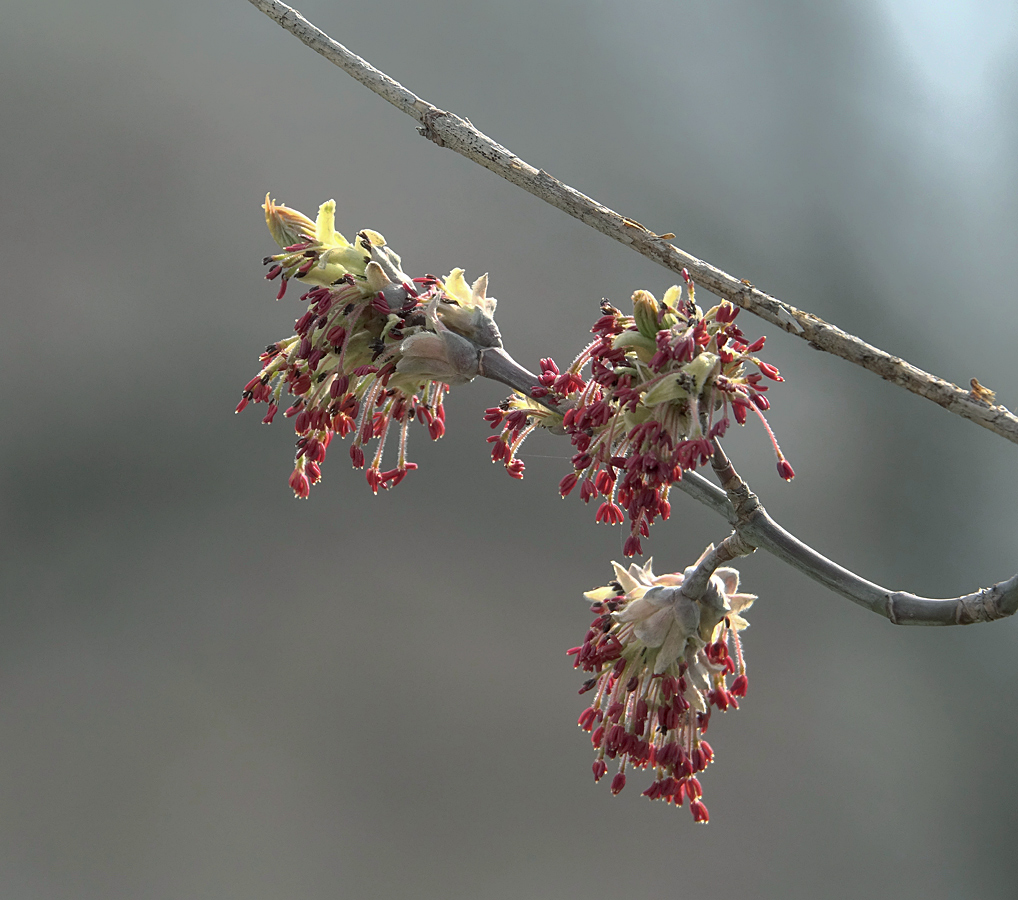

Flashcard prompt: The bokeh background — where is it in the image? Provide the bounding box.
[3,0,1017,897]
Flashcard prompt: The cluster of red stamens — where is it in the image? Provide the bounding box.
[485,273,792,556]
[236,199,457,497]
[568,559,753,821]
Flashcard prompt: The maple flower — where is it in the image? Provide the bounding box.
[485,272,792,555]
[568,551,755,822]
[237,196,502,496]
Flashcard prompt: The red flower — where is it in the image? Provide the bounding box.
[570,554,755,822]
[489,283,791,555]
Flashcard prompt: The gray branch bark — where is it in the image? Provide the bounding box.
[246,0,1018,446]
[705,442,1018,625]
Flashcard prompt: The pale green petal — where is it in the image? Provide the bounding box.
[633,607,673,647]
[294,245,371,287]
[727,613,751,632]
[686,650,711,693]
[729,591,755,609]
[470,273,497,317]
[653,618,688,674]
[471,273,488,303]
[714,566,740,595]
[365,260,394,292]
[613,330,658,355]
[263,194,316,248]
[661,285,682,309]
[295,262,349,287]
[728,592,756,615]
[320,244,371,274]
[614,595,656,624]
[442,268,471,305]
[583,586,617,602]
[612,560,644,596]
[314,200,341,246]
[682,352,719,395]
[640,375,690,407]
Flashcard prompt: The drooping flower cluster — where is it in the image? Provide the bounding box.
[569,552,755,822]
[237,196,502,496]
[485,273,792,555]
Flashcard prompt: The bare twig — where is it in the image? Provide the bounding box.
[678,533,757,602]
[707,441,1018,625]
[246,0,1018,446]
[477,346,558,410]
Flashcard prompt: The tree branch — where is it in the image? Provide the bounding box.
[677,531,757,602]
[246,0,1018,446]
[470,345,1018,626]
[245,0,1018,626]
[707,441,1018,625]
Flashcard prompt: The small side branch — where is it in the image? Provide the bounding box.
[477,346,560,411]
[466,350,1016,626]
[679,533,757,601]
[246,0,1018,447]
[709,441,1018,626]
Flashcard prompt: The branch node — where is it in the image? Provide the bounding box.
[418,108,450,146]
[956,587,1003,625]
[885,595,899,625]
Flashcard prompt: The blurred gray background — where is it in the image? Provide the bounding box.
[2,0,1017,897]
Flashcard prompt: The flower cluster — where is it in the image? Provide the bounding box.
[569,553,755,822]
[485,274,792,556]
[237,196,502,496]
